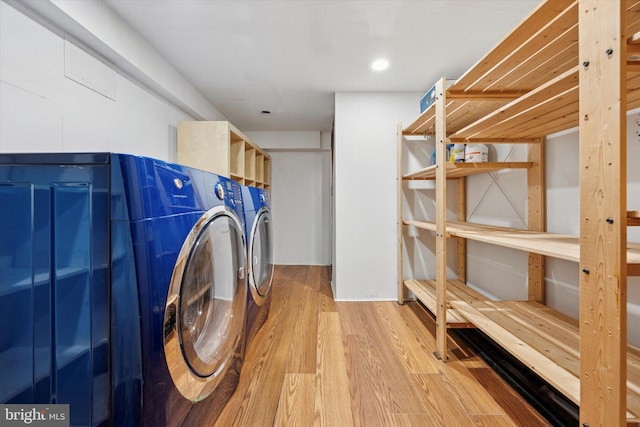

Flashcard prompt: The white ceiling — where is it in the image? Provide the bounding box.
[103,0,540,132]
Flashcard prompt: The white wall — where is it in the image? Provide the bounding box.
[6,0,225,122]
[334,92,420,301]
[246,131,332,265]
[0,1,220,157]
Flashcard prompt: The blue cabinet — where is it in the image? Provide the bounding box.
[0,155,110,426]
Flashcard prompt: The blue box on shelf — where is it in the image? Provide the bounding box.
[419,79,455,113]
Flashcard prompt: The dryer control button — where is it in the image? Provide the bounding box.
[214,183,225,200]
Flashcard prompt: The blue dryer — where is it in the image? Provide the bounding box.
[241,185,274,345]
[0,153,248,426]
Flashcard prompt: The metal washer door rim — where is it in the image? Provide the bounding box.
[163,205,247,401]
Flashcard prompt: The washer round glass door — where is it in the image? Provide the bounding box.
[248,208,274,305]
[164,206,246,401]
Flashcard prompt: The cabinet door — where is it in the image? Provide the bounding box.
[0,163,110,427]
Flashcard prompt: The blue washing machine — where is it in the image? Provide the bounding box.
[0,153,248,426]
[241,185,274,346]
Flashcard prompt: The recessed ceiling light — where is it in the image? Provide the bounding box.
[371,58,389,72]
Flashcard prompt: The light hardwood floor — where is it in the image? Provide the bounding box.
[213,265,550,426]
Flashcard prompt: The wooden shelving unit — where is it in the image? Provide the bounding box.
[177,121,271,191]
[398,0,640,424]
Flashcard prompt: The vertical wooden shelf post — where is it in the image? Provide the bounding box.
[579,0,627,425]
[527,138,545,302]
[457,176,466,283]
[434,77,448,360]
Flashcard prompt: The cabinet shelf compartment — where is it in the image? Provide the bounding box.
[263,158,271,186]
[230,135,245,178]
[255,153,264,184]
[230,172,244,183]
[244,145,256,181]
[403,162,531,180]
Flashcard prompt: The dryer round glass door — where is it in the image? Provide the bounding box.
[164,206,247,401]
[248,208,274,304]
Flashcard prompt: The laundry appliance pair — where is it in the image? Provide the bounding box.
[0,153,248,426]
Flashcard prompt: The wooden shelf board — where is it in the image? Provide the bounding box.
[402,103,436,136]
[403,162,531,180]
[403,220,436,232]
[448,137,542,143]
[404,220,640,268]
[630,211,640,226]
[403,165,436,180]
[407,278,640,417]
[450,299,640,419]
[403,100,510,136]
[403,0,640,140]
[451,0,576,92]
[450,67,579,140]
[449,220,580,261]
[403,279,482,326]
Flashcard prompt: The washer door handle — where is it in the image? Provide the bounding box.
[238,266,245,280]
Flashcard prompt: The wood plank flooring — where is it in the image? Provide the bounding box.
[213,265,550,426]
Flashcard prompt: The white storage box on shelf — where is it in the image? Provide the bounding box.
[464,144,488,162]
